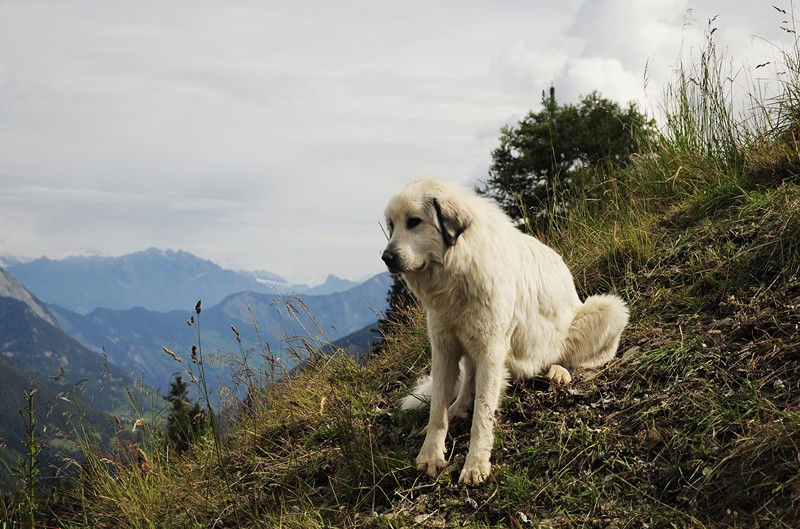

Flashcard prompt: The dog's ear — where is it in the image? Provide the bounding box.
[431,197,471,247]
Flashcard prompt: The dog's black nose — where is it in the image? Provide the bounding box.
[381,250,396,268]
[383,250,406,273]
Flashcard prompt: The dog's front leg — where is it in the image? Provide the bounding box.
[459,345,506,486]
[416,337,460,478]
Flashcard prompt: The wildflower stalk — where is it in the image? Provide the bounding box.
[20,389,42,529]
[191,299,241,526]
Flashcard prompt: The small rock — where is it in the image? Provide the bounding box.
[637,427,663,450]
[414,513,432,524]
[713,317,735,329]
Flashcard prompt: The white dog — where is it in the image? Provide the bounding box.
[381,178,629,486]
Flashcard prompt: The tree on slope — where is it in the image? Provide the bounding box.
[483,87,654,228]
[164,375,206,453]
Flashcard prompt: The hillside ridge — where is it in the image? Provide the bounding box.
[0,267,57,326]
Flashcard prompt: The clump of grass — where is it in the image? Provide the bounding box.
[0,389,45,529]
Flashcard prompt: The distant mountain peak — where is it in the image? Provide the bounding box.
[141,247,173,257]
[140,247,195,259]
[305,274,360,296]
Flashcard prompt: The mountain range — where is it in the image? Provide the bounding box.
[0,249,391,488]
[1,248,391,391]
[5,248,360,313]
[49,273,392,391]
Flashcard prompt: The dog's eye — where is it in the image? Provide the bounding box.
[387,220,394,234]
[406,217,422,229]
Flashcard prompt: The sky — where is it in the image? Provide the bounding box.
[0,1,793,285]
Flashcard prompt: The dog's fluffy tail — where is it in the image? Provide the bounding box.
[400,374,434,410]
[564,294,629,369]
[400,361,468,410]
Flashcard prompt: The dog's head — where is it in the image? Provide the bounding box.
[381,179,472,275]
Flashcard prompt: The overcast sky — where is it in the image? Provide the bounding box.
[0,1,793,285]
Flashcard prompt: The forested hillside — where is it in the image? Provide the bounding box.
[0,274,142,494]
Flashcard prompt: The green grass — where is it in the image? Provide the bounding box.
[3,14,800,529]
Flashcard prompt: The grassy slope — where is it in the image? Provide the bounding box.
[42,164,798,528]
[20,29,800,529]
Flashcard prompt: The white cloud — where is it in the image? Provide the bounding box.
[555,57,644,104]
[568,0,689,68]
[494,41,574,98]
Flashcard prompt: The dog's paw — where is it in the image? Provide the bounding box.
[544,364,572,385]
[458,455,491,486]
[416,450,448,478]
